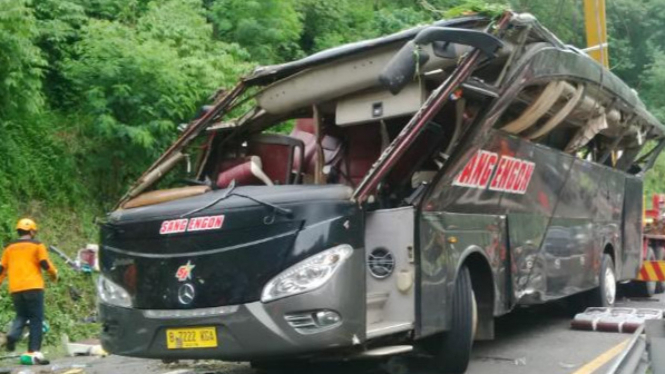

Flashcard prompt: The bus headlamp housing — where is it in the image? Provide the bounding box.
[261,245,353,303]
[97,275,132,308]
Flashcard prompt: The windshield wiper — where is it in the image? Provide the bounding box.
[180,180,293,219]
[226,192,293,218]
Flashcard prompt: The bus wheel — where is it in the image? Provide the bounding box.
[434,266,475,374]
[592,254,616,307]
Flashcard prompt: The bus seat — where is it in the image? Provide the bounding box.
[340,123,382,187]
[216,156,273,188]
[291,119,344,175]
[248,134,305,184]
[291,119,317,174]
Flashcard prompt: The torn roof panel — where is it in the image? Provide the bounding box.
[242,16,489,86]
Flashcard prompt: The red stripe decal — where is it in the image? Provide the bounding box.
[653,262,665,281]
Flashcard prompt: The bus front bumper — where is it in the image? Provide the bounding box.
[99,251,365,361]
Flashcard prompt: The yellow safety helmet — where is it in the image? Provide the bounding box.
[16,218,37,232]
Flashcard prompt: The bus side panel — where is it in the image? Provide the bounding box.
[596,166,625,279]
[498,136,572,305]
[543,160,624,300]
[417,134,505,337]
[417,132,569,333]
[621,176,643,280]
[418,212,507,337]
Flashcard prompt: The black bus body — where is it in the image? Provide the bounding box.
[97,11,665,373]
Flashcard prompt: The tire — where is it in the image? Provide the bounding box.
[590,254,617,307]
[434,266,476,374]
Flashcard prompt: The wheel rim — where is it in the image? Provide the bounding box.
[471,291,478,339]
[605,267,616,305]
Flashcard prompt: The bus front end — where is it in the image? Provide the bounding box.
[98,185,365,361]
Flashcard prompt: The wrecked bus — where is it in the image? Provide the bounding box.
[97,11,665,373]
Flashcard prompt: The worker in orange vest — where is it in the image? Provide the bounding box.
[0,219,57,363]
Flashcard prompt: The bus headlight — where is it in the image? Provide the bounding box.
[261,245,353,303]
[97,275,132,308]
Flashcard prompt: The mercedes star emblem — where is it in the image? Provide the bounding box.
[178,283,196,305]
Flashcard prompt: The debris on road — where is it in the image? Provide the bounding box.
[475,355,527,366]
[48,246,78,270]
[48,244,99,273]
[76,244,99,273]
[50,363,89,371]
[61,335,106,357]
[571,307,663,333]
[58,370,85,374]
[558,361,581,369]
[159,360,247,374]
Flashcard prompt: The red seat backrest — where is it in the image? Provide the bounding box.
[290,119,317,174]
[216,157,264,188]
[290,119,343,175]
[340,123,382,187]
[248,143,291,185]
[248,134,304,185]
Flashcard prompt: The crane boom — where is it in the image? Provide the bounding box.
[584,0,609,68]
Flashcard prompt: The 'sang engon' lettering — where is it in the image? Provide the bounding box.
[453,150,535,195]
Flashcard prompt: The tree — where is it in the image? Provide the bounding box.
[62,0,251,200]
[605,0,664,88]
[209,0,302,63]
[0,0,44,117]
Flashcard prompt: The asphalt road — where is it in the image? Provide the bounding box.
[39,291,664,374]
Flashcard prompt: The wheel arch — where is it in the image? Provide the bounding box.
[455,246,496,340]
[603,242,616,270]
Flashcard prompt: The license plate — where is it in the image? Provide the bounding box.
[166,327,218,349]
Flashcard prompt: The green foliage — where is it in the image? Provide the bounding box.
[63,0,251,201]
[210,0,302,63]
[645,153,665,199]
[440,0,508,18]
[640,50,665,122]
[31,0,87,107]
[0,0,45,117]
[297,0,378,53]
[372,7,433,35]
[640,54,665,198]
[605,0,665,88]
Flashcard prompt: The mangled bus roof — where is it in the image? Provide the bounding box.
[243,13,664,137]
[242,16,488,86]
[117,12,665,209]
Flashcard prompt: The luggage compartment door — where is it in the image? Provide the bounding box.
[621,176,643,280]
[364,207,416,340]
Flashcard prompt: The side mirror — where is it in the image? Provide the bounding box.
[379,27,504,95]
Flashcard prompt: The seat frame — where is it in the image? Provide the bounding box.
[249,134,306,185]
